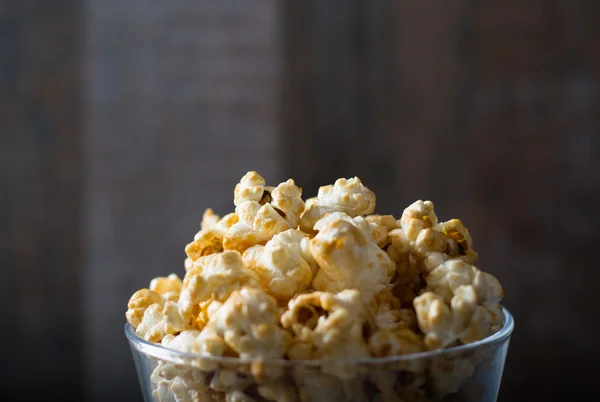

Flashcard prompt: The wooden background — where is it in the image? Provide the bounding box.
[1,1,599,401]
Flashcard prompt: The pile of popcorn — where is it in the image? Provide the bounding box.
[126,171,504,402]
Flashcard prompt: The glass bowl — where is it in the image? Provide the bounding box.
[126,308,513,402]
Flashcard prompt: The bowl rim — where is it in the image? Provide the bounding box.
[125,306,513,367]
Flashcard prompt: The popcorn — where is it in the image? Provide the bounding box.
[185,211,239,261]
[151,273,183,295]
[281,290,370,366]
[136,301,187,343]
[309,214,395,300]
[126,171,507,402]
[178,251,259,323]
[224,173,305,253]
[270,179,306,227]
[126,289,164,328]
[201,208,220,231]
[436,218,478,264]
[368,288,418,331]
[365,214,399,247]
[400,200,438,242]
[193,287,290,363]
[299,177,376,232]
[242,230,313,301]
[234,171,267,207]
[368,328,423,357]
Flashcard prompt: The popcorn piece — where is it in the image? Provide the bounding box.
[242,230,313,301]
[414,279,504,350]
[126,289,164,328]
[413,228,447,259]
[437,218,478,264]
[201,208,221,231]
[136,300,187,343]
[365,214,399,248]
[368,328,423,357]
[368,288,418,331]
[387,229,423,292]
[193,287,290,363]
[425,259,503,306]
[234,171,266,207]
[226,173,307,254]
[270,179,306,227]
[400,200,438,242]
[161,330,201,353]
[186,212,240,261]
[223,222,270,254]
[151,273,183,295]
[413,292,455,350]
[299,177,376,232]
[184,257,193,272]
[309,215,395,300]
[179,251,259,320]
[281,290,370,366]
[253,203,293,237]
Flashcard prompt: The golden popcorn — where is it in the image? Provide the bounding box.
[281,290,370,365]
[194,287,290,362]
[126,171,507,402]
[400,200,438,242]
[126,289,165,328]
[150,273,183,295]
[299,177,376,233]
[178,250,259,320]
[310,213,395,300]
[242,230,313,301]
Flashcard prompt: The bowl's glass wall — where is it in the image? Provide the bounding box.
[126,310,513,402]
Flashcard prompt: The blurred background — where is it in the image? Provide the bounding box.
[1,1,599,401]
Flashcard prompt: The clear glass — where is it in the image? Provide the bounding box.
[126,308,513,402]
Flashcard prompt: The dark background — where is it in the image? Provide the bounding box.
[2,1,599,401]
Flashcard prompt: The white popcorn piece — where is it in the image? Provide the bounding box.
[178,251,259,321]
[193,287,290,363]
[200,208,221,231]
[136,301,187,343]
[299,177,376,232]
[151,274,184,295]
[242,230,313,301]
[234,171,267,207]
[225,173,305,253]
[281,290,370,369]
[309,215,395,300]
[436,218,478,264]
[126,288,165,328]
[400,200,438,242]
[368,288,417,331]
[269,179,306,227]
[414,279,503,350]
[365,214,399,248]
[368,328,423,357]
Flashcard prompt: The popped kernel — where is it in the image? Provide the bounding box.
[309,214,395,300]
[299,177,375,233]
[242,230,313,301]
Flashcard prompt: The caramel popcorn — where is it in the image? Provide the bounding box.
[309,213,395,300]
[281,290,370,366]
[242,230,313,301]
[299,177,376,233]
[126,171,507,402]
[194,287,290,362]
[178,250,259,322]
